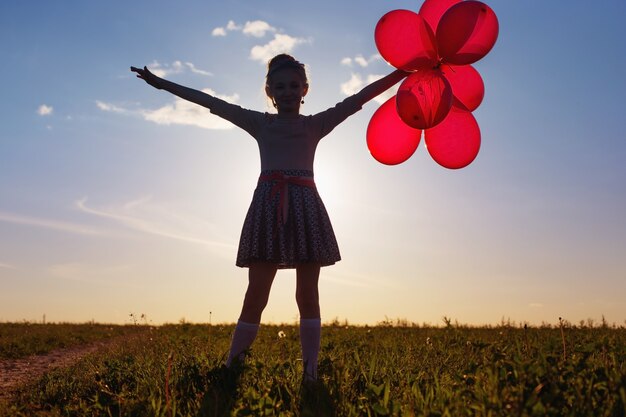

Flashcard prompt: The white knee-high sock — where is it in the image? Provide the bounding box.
[300,318,321,381]
[226,320,259,367]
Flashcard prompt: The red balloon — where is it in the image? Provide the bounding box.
[418,0,462,33]
[441,64,484,111]
[396,69,453,129]
[367,96,422,165]
[375,9,438,71]
[436,1,499,65]
[424,106,481,169]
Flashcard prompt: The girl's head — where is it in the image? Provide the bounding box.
[265,54,309,115]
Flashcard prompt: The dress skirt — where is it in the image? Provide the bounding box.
[236,169,341,269]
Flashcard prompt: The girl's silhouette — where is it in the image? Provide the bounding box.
[131,54,407,381]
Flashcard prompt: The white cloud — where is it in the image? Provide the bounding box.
[354,55,369,67]
[250,33,309,64]
[97,88,237,130]
[340,73,365,96]
[37,104,53,116]
[340,57,353,66]
[340,52,396,104]
[340,73,396,104]
[367,73,397,104]
[147,60,212,78]
[0,262,17,270]
[185,62,212,76]
[340,54,383,68]
[212,19,309,63]
[148,61,180,78]
[96,100,127,114]
[0,210,110,237]
[212,20,243,36]
[75,198,235,257]
[141,89,239,130]
[243,20,276,38]
[226,20,241,31]
[212,27,227,37]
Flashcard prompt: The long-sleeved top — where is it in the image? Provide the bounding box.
[208,95,364,171]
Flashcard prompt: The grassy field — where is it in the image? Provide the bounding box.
[0,321,148,360]
[1,321,625,416]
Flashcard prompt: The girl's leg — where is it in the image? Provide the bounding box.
[296,263,321,381]
[239,262,278,323]
[226,262,278,367]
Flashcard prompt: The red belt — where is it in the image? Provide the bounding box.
[258,172,316,225]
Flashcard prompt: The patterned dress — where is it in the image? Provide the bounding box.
[207,95,364,268]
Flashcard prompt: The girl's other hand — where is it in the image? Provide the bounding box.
[130,66,162,89]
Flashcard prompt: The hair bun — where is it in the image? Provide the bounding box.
[266,54,308,85]
[268,54,298,68]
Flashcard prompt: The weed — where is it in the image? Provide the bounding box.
[1,323,624,416]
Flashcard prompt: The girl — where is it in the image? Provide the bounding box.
[131,54,407,381]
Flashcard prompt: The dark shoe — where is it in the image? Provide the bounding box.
[300,379,335,417]
[197,364,243,417]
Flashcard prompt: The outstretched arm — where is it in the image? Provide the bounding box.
[353,69,410,105]
[130,66,218,109]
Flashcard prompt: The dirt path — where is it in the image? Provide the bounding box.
[0,336,135,400]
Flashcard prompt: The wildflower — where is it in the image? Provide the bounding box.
[426,337,432,345]
[278,330,286,339]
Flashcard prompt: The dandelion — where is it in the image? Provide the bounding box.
[278,330,286,339]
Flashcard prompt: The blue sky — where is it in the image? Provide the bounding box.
[1,0,625,326]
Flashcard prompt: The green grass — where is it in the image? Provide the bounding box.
[0,322,148,360]
[1,323,625,416]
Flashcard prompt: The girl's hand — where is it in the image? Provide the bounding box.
[129,66,214,108]
[130,66,162,89]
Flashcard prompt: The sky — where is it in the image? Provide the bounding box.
[1,0,625,326]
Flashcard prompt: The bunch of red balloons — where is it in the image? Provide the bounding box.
[366,0,499,169]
